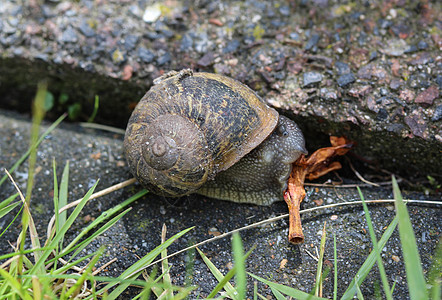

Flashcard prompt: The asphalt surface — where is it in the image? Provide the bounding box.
[0,109,440,299]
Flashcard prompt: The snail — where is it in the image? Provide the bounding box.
[124,69,307,206]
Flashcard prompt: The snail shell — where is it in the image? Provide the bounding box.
[124,70,279,197]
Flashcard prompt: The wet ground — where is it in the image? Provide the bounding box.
[0,110,440,298]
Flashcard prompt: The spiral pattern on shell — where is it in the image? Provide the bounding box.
[124,70,279,197]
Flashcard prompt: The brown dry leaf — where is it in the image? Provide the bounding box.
[283,136,354,244]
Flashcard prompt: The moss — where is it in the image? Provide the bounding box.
[253,24,265,41]
[137,219,152,231]
[31,202,46,215]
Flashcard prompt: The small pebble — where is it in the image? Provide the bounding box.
[404,44,418,53]
[369,51,378,61]
[78,21,95,37]
[378,19,393,29]
[271,20,285,28]
[144,31,160,39]
[337,73,355,87]
[405,114,427,138]
[417,40,428,50]
[223,39,240,54]
[380,88,388,96]
[421,232,427,243]
[435,75,442,88]
[305,33,320,51]
[390,79,403,90]
[358,31,367,46]
[138,47,155,63]
[383,39,409,56]
[431,105,442,122]
[157,51,171,65]
[373,25,380,36]
[61,27,78,43]
[143,4,162,23]
[7,17,19,27]
[415,85,439,106]
[180,33,194,51]
[334,61,351,75]
[128,5,143,18]
[289,32,301,41]
[197,52,215,67]
[376,108,389,120]
[303,72,323,87]
[279,5,290,16]
[161,29,174,39]
[194,33,209,53]
[122,34,139,51]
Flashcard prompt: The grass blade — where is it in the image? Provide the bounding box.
[52,252,97,275]
[0,247,52,261]
[314,222,327,297]
[393,176,429,300]
[270,287,286,300]
[196,248,236,295]
[17,82,47,276]
[63,248,104,299]
[248,273,328,300]
[355,280,365,300]
[0,199,20,219]
[27,180,99,276]
[205,246,255,299]
[0,267,33,300]
[341,214,398,299]
[0,193,19,211]
[87,95,100,123]
[66,208,132,260]
[0,200,23,239]
[0,113,66,188]
[51,159,59,246]
[57,162,70,248]
[97,227,194,300]
[427,237,441,300]
[358,187,392,300]
[232,233,246,300]
[31,276,42,299]
[59,189,147,259]
[333,234,338,300]
[160,224,174,300]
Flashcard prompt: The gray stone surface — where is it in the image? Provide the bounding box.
[0,110,440,298]
[0,0,441,179]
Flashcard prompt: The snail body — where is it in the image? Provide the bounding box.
[124,69,306,205]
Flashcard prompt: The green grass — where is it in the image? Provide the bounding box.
[0,84,440,299]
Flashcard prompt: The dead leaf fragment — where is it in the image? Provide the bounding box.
[284,136,354,244]
[279,258,288,269]
[90,152,102,160]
